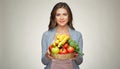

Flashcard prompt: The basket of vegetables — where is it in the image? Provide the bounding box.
[49,34,84,60]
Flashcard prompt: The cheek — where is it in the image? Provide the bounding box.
[55,16,60,20]
[56,18,59,23]
[65,16,69,21]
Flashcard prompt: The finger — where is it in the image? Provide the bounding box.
[47,50,51,55]
[74,53,79,56]
[48,54,54,59]
[72,57,77,60]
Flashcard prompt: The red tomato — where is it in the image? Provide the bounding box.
[59,48,68,54]
[49,45,54,51]
[63,43,69,49]
[67,46,74,53]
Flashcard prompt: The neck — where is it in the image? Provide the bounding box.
[57,25,68,30]
[56,25,69,34]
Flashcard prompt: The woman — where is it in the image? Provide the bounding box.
[41,2,83,69]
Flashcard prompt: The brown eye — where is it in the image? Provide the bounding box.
[63,13,68,16]
[56,14,60,16]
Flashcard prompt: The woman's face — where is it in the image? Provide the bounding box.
[55,8,69,27]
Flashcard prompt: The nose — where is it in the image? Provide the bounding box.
[60,15,64,20]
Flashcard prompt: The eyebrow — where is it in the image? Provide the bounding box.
[56,12,68,14]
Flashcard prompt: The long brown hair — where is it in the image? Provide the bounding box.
[48,2,75,30]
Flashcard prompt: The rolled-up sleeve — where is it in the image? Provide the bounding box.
[75,32,83,65]
[41,32,51,65]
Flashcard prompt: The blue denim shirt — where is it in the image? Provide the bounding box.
[41,27,83,69]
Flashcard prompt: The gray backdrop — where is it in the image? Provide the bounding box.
[0,0,120,69]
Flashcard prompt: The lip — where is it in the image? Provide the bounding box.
[59,20,65,23]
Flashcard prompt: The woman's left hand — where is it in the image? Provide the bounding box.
[72,52,79,60]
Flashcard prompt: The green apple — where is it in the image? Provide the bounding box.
[51,46,59,54]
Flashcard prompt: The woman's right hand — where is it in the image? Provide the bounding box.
[45,50,54,60]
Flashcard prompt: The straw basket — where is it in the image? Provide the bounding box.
[51,53,74,60]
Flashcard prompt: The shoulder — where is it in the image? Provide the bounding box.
[42,29,55,37]
[75,30,82,37]
[42,30,50,37]
[71,29,82,37]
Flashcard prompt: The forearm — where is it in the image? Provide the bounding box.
[74,55,83,65]
[75,32,83,65]
[41,32,51,65]
[41,54,51,65]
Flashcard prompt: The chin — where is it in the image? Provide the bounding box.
[58,24,67,27]
[58,22,68,26]
[59,23,66,26]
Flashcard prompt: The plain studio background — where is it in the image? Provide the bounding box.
[0,0,120,69]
